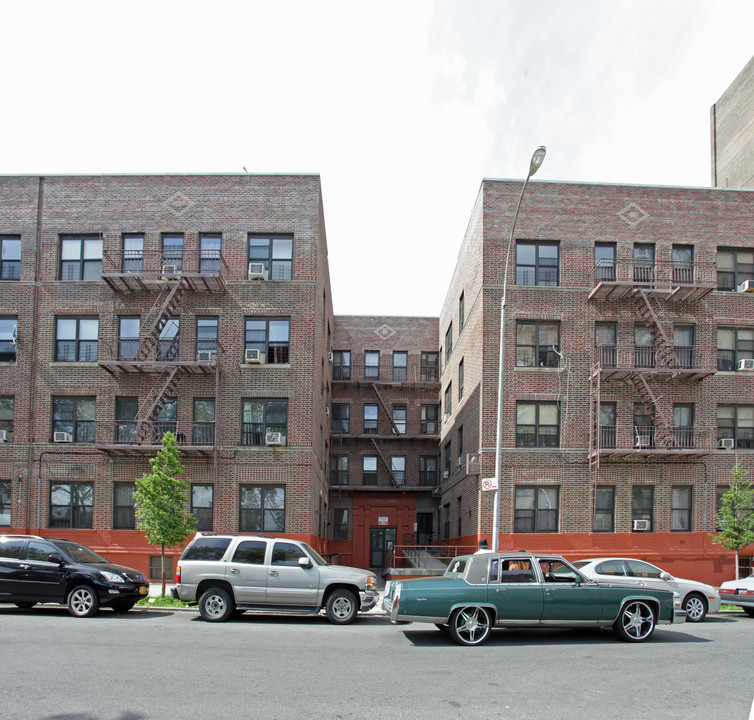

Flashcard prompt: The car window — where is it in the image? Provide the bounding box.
[183,537,231,561]
[540,559,581,583]
[231,540,267,565]
[497,558,535,583]
[595,560,627,576]
[625,560,663,579]
[445,558,467,576]
[48,540,109,564]
[0,537,26,559]
[271,542,307,566]
[25,540,60,562]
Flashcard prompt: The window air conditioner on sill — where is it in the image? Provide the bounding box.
[633,519,651,531]
[245,349,263,364]
[0,430,7,442]
[443,470,449,479]
[738,279,754,293]
[248,263,268,280]
[457,457,463,467]
[635,435,651,448]
[54,432,73,443]
[265,432,284,447]
[738,358,754,371]
[161,264,179,277]
[197,350,217,362]
[443,413,451,423]
[718,438,735,449]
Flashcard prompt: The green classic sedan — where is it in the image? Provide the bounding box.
[383,551,686,646]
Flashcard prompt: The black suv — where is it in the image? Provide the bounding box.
[0,534,149,617]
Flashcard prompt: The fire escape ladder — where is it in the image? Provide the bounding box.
[589,360,600,469]
[135,367,182,443]
[628,373,674,447]
[370,438,400,487]
[632,288,674,366]
[371,383,401,435]
[138,280,187,361]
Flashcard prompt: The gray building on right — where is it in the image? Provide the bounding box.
[711,55,754,189]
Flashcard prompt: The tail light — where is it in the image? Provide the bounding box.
[175,564,181,584]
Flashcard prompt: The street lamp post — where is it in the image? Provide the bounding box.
[491,146,546,553]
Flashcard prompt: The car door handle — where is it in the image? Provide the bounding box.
[230,568,240,574]
[20,564,30,569]
[269,570,278,577]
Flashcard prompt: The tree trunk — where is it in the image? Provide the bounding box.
[160,543,167,596]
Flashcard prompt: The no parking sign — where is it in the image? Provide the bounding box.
[481,477,498,491]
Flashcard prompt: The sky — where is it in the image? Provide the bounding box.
[2,0,753,317]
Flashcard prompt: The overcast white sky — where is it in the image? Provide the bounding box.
[2,1,753,316]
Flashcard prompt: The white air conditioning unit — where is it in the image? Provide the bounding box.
[328,352,334,363]
[265,432,284,447]
[197,350,217,362]
[248,263,268,280]
[635,435,651,448]
[457,457,463,467]
[0,430,7,442]
[633,519,651,531]
[245,349,263,364]
[443,413,451,423]
[161,264,178,277]
[54,432,73,443]
[737,279,754,293]
[443,470,449,479]
[719,438,735,449]
[737,359,754,372]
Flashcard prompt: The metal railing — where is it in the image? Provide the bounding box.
[592,258,717,289]
[332,363,441,383]
[593,344,716,371]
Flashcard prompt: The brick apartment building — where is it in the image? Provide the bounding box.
[438,178,754,585]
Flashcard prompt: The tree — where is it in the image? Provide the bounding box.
[711,463,754,580]
[134,432,196,595]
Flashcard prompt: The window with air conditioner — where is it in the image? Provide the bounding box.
[52,396,95,443]
[241,399,287,446]
[248,234,293,281]
[244,317,290,364]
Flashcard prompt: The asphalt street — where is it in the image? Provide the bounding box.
[1,605,753,720]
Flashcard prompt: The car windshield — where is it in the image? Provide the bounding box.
[49,540,110,564]
[300,543,327,566]
[445,558,468,576]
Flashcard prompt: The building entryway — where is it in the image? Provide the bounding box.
[369,527,396,568]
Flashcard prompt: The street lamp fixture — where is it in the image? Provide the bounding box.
[491,146,546,553]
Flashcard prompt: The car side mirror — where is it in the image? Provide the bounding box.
[298,556,313,569]
[48,554,64,565]
[660,572,673,581]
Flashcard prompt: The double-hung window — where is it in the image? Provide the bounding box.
[122,234,144,274]
[52,396,95,443]
[196,317,219,360]
[0,480,10,526]
[393,351,408,381]
[421,352,439,381]
[593,486,615,532]
[0,317,17,362]
[516,241,559,286]
[516,401,559,447]
[55,317,98,362]
[239,485,285,532]
[0,396,13,442]
[113,483,136,529]
[331,456,349,486]
[161,234,183,271]
[244,318,290,364]
[632,486,654,530]
[514,486,559,532]
[248,235,293,281]
[191,484,214,531]
[717,405,753,449]
[364,351,380,379]
[717,327,754,371]
[193,398,216,445]
[60,235,102,281]
[363,404,378,434]
[199,233,222,273]
[50,482,93,528]
[516,321,560,367]
[331,403,350,434]
[332,351,351,380]
[717,248,754,291]
[671,486,692,531]
[0,236,21,280]
[241,399,288,446]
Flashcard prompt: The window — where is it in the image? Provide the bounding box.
[634,403,654,448]
[457,426,464,463]
[0,396,13,441]
[154,398,177,443]
[193,398,215,445]
[594,243,616,282]
[671,486,692,531]
[60,235,102,281]
[191,484,214,531]
[717,405,754,449]
[632,486,654,530]
[392,405,406,435]
[717,248,754,291]
[445,324,453,362]
[444,442,452,478]
[199,233,222,273]
[419,456,438,486]
[244,318,290,364]
[248,234,293,281]
[634,324,655,368]
[362,456,377,485]
[50,482,93,528]
[515,486,559,532]
[595,322,617,367]
[0,481,10,526]
[331,403,350,434]
[516,241,559,286]
[115,396,137,444]
[156,318,180,362]
[149,556,173,581]
[55,317,98,362]
[239,485,285,532]
[673,404,694,448]
[672,244,694,284]
[458,359,464,399]
[593,486,615,532]
[673,324,695,368]
[122,234,144,274]
[393,351,407,381]
[421,404,439,435]
[333,508,349,540]
[516,401,559,447]
[459,292,465,331]
[421,352,439,381]
[0,236,21,280]
[161,233,184,271]
[391,456,406,485]
[196,317,218,359]
[272,541,307,566]
[444,384,452,418]
[118,317,140,361]
[363,404,378,434]
[52,396,95,443]
[241,399,288,446]
[0,317,17,362]
[113,483,135,529]
[599,402,616,448]
[331,455,349,485]
[633,243,655,284]
[718,327,754,371]
[364,351,380,379]
[332,351,351,380]
[516,321,560,367]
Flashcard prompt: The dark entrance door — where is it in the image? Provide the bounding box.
[369,528,396,568]
[416,512,433,545]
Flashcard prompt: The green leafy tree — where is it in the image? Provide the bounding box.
[711,464,754,580]
[134,432,196,595]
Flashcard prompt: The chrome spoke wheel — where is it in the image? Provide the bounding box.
[614,600,655,642]
[449,606,492,646]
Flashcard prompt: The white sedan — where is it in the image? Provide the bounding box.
[718,573,754,617]
[573,557,720,622]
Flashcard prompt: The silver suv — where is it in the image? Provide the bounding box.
[173,533,378,623]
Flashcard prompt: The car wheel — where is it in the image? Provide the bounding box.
[111,601,136,613]
[198,587,234,622]
[67,585,100,618]
[14,602,37,609]
[326,589,358,624]
[448,606,492,646]
[743,607,754,618]
[682,593,708,622]
[613,600,656,642]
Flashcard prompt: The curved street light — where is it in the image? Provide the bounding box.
[491,146,546,553]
